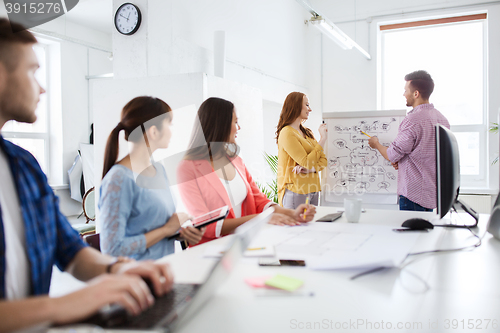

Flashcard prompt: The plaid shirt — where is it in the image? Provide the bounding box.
[0,135,86,298]
[386,104,450,209]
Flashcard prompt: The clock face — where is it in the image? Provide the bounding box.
[114,3,142,35]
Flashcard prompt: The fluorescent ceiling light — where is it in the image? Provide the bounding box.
[310,17,353,50]
[309,16,371,60]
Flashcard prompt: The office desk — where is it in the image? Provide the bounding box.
[48,207,500,332]
[157,207,500,333]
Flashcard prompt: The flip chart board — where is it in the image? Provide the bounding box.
[321,110,407,205]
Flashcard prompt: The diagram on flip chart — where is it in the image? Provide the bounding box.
[322,110,406,204]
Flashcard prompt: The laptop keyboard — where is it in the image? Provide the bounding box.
[126,284,199,329]
[84,283,200,329]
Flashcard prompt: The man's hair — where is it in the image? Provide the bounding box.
[404,70,434,100]
[0,18,37,72]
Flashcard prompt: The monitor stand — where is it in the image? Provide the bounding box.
[432,199,479,228]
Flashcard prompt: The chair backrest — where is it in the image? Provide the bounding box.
[180,239,189,250]
[84,233,101,251]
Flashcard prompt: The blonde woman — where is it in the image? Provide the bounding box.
[276,92,327,208]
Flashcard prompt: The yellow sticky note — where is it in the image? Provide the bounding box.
[265,274,304,291]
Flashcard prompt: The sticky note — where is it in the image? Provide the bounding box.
[265,274,304,291]
[244,275,274,288]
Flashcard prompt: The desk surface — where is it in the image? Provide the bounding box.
[159,207,500,333]
[51,207,500,333]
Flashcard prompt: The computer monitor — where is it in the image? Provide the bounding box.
[435,124,479,227]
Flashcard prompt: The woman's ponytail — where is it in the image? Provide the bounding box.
[101,96,172,179]
[102,124,123,179]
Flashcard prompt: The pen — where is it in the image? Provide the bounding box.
[360,130,372,138]
[247,247,266,251]
[303,195,310,216]
[255,290,315,297]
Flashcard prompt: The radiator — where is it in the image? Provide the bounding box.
[457,194,492,214]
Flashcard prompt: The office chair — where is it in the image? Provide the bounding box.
[84,233,101,251]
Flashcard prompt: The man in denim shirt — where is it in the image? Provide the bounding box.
[0,18,174,331]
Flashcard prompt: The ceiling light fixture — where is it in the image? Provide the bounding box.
[293,0,371,60]
[310,16,371,60]
[310,16,354,50]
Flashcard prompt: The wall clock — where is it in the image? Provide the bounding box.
[114,3,142,35]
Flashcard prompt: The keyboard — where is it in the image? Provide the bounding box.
[83,283,200,329]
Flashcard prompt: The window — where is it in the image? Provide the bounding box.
[379,13,488,189]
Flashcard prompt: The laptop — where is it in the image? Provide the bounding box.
[61,208,274,332]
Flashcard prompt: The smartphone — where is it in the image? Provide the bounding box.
[258,258,306,266]
[280,260,306,266]
[316,212,343,222]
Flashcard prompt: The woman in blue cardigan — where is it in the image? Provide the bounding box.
[99,96,204,260]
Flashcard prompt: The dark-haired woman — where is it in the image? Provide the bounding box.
[177,97,316,246]
[276,92,327,209]
[99,96,204,260]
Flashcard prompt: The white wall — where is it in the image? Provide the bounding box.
[42,19,113,216]
[112,0,313,101]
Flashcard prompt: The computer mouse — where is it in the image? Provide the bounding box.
[401,218,434,230]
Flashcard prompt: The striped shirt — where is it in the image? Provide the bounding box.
[387,104,450,209]
[0,135,86,298]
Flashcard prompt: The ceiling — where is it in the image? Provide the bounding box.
[63,0,499,35]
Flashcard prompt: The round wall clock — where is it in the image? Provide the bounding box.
[114,3,142,35]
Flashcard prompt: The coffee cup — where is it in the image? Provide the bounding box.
[344,198,362,223]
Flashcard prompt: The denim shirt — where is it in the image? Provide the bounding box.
[0,135,86,298]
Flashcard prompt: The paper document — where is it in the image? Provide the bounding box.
[250,223,419,270]
[203,244,229,258]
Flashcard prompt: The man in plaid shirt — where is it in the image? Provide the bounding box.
[0,18,174,331]
[369,70,450,211]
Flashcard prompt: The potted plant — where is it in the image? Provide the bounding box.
[491,122,498,165]
[257,152,279,204]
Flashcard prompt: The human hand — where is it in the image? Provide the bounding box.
[113,260,174,297]
[368,136,379,148]
[292,165,307,174]
[179,226,206,246]
[268,213,301,226]
[163,212,191,235]
[392,161,398,170]
[318,123,328,138]
[293,204,316,222]
[52,273,154,325]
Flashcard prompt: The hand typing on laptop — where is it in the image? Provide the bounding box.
[109,260,174,298]
[51,258,174,326]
